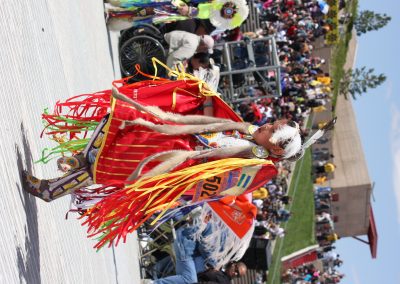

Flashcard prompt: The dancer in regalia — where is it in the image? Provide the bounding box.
[22,67,333,264]
[104,0,249,31]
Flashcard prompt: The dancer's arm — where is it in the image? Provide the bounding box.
[122,118,251,135]
[203,96,214,116]
[112,87,232,124]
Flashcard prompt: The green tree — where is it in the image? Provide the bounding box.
[339,67,386,99]
[355,10,391,36]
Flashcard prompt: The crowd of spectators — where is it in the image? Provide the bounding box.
[279,126,344,283]
[138,0,345,282]
[212,0,341,281]
[281,262,344,284]
[252,160,293,240]
[238,0,335,243]
[232,0,333,131]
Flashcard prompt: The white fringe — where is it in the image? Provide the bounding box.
[193,66,220,92]
[193,202,255,269]
[69,184,111,211]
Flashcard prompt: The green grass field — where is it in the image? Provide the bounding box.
[266,2,359,282]
[267,148,315,284]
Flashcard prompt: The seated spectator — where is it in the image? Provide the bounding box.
[326,233,339,242]
[253,187,269,200]
[314,186,331,194]
[315,199,330,211]
[317,232,339,244]
[313,159,329,167]
[267,183,283,196]
[333,259,343,267]
[267,223,285,238]
[320,245,336,253]
[186,52,212,73]
[312,149,333,161]
[142,224,217,284]
[253,198,264,209]
[316,73,331,86]
[315,191,332,200]
[279,195,292,205]
[316,212,332,223]
[323,162,336,173]
[321,251,339,262]
[197,261,247,283]
[314,175,327,185]
[254,225,269,238]
[276,208,292,222]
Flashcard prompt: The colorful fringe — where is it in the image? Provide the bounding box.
[37,137,91,164]
[116,0,208,8]
[41,91,111,138]
[37,90,112,163]
[80,158,271,249]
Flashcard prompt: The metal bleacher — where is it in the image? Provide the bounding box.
[215,1,282,106]
[240,0,262,33]
[215,36,281,105]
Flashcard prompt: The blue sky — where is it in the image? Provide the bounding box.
[335,0,400,283]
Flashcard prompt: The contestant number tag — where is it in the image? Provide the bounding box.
[200,176,222,198]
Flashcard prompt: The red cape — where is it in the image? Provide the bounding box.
[94,79,277,200]
[82,79,277,247]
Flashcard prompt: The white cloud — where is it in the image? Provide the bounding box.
[351,266,361,284]
[385,80,393,100]
[390,105,400,224]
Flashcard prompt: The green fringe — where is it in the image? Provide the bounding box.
[36,138,90,164]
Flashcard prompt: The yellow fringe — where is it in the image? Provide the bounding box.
[124,158,274,224]
[149,58,217,98]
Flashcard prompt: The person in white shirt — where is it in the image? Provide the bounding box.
[267,223,285,238]
[316,212,332,223]
[322,251,339,262]
[164,31,214,68]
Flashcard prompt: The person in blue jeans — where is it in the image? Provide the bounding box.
[144,226,203,284]
[143,222,247,284]
[148,224,215,284]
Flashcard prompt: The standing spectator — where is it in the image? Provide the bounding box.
[164,31,214,68]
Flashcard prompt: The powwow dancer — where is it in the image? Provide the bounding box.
[105,0,249,31]
[23,67,334,262]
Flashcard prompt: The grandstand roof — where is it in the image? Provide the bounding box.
[331,88,378,259]
[368,206,378,258]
